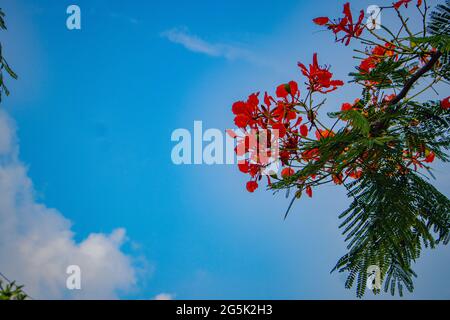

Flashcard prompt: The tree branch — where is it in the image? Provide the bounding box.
[389,50,442,106]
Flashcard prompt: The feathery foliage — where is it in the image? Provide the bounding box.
[262,1,450,297]
[326,3,450,297]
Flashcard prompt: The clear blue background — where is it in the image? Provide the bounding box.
[1,0,449,299]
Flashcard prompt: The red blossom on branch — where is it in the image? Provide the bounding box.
[227,0,450,299]
[359,44,397,74]
[393,0,423,9]
[393,0,413,9]
[313,17,329,26]
[298,53,344,93]
[305,186,313,198]
[246,181,258,193]
[229,1,447,199]
[313,2,365,46]
[281,167,295,178]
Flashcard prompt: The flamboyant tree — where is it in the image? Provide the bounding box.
[230,0,450,297]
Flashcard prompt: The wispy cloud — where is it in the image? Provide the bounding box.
[160,28,255,61]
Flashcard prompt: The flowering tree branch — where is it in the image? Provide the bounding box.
[229,0,450,297]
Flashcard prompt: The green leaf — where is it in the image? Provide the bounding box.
[341,110,370,135]
[2,59,17,79]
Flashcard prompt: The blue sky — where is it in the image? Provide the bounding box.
[0,0,449,299]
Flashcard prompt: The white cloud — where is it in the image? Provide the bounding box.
[0,109,139,299]
[160,28,254,61]
[154,293,174,300]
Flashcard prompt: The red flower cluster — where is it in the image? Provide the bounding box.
[359,44,397,74]
[232,93,261,129]
[341,99,361,111]
[230,85,302,192]
[233,128,274,193]
[313,3,365,46]
[230,55,346,194]
[231,1,445,198]
[298,53,344,93]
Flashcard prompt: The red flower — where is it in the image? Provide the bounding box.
[383,94,397,103]
[276,81,299,99]
[341,102,353,111]
[281,167,295,178]
[393,0,412,9]
[300,124,309,137]
[324,3,365,46]
[313,17,329,26]
[359,44,397,74]
[272,122,287,138]
[280,150,290,163]
[347,168,362,179]
[305,186,313,198]
[359,57,377,74]
[238,161,250,173]
[247,92,259,107]
[276,84,288,98]
[272,100,297,125]
[246,181,258,193]
[298,53,344,93]
[232,101,246,114]
[264,92,275,107]
[441,96,450,110]
[293,116,303,128]
[234,114,250,128]
[232,93,261,128]
[315,129,334,140]
[341,99,361,112]
[424,151,435,163]
[288,81,299,97]
[393,0,423,9]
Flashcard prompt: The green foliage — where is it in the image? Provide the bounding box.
[352,59,415,90]
[428,0,450,36]
[270,2,450,298]
[330,110,370,136]
[409,34,450,52]
[0,280,28,300]
[427,0,450,81]
[329,4,450,297]
[275,98,450,298]
[334,163,450,297]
